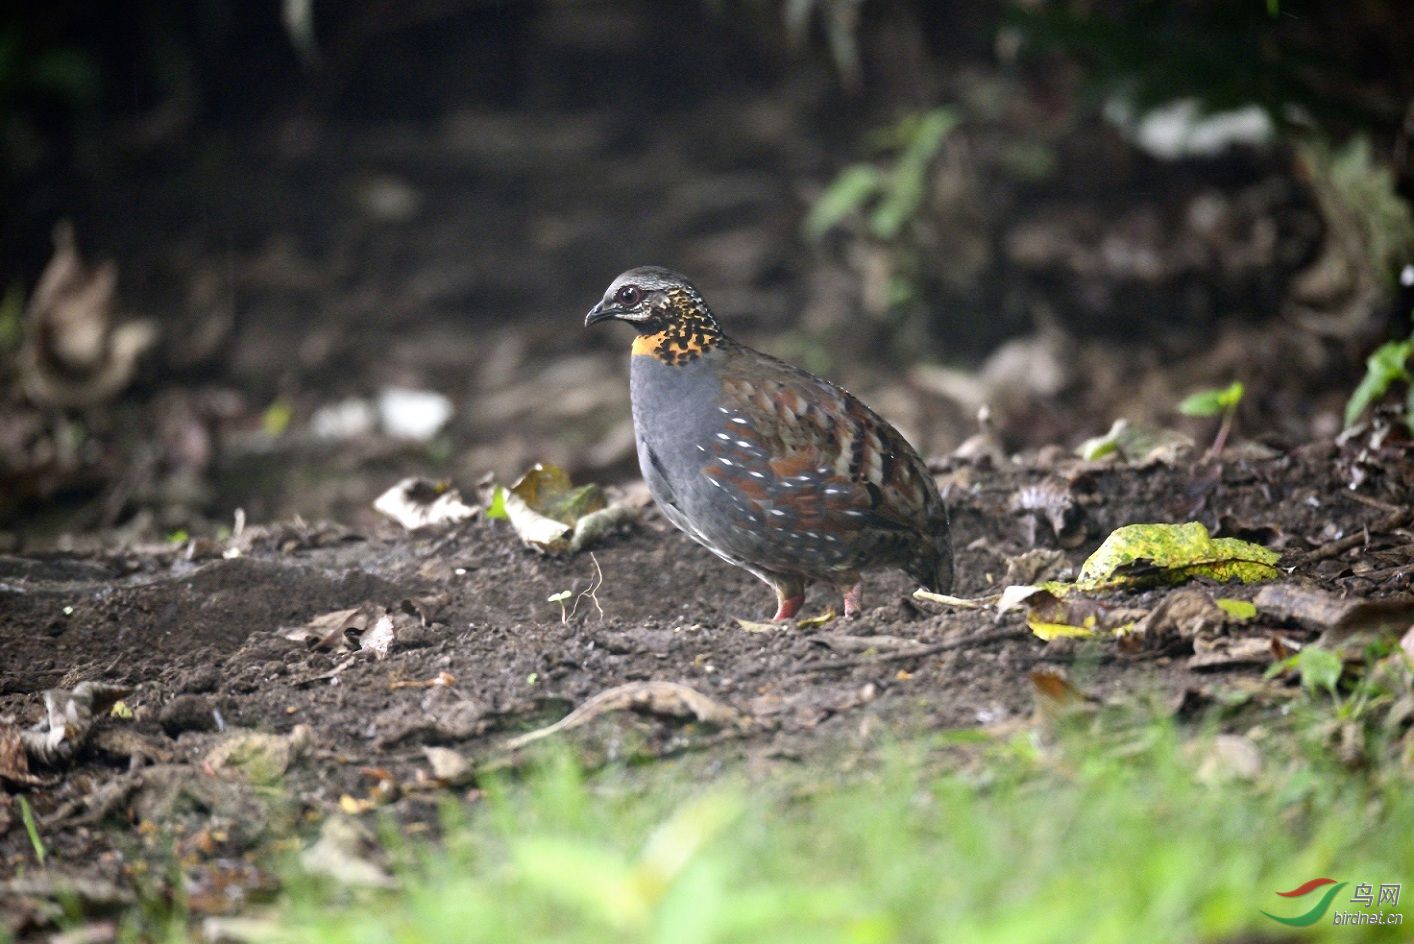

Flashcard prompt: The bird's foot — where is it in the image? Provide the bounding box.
[841,583,863,619]
[771,594,805,622]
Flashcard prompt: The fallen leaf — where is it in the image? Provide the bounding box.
[1077,522,1279,591]
[1254,584,1414,640]
[499,463,636,554]
[998,583,1069,613]
[512,463,606,523]
[1193,734,1263,783]
[1000,549,1070,587]
[389,671,456,690]
[1127,588,1229,653]
[19,221,158,408]
[422,746,474,785]
[360,612,397,660]
[203,725,312,784]
[1022,589,1145,641]
[299,815,396,889]
[504,681,742,751]
[373,477,477,531]
[1029,668,1099,726]
[1075,418,1194,464]
[1188,634,1278,670]
[1215,598,1257,621]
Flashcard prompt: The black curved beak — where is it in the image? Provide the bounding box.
[584,302,618,327]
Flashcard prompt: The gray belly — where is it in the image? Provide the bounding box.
[629,354,742,557]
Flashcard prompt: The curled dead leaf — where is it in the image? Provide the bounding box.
[499,463,635,554]
[20,681,133,767]
[373,477,477,531]
[422,746,474,785]
[504,681,743,751]
[203,725,312,784]
[19,222,157,409]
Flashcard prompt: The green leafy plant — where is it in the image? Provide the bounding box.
[17,794,46,865]
[1178,380,1243,459]
[547,589,572,623]
[1345,335,1414,429]
[485,485,508,520]
[803,107,960,243]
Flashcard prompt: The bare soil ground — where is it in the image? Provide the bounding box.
[2,434,1411,936]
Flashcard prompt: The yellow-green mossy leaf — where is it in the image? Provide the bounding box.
[1077,522,1279,591]
[510,464,607,525]
[1022,588,1142,641]
[1215,598,1258,621]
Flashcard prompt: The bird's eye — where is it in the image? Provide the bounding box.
[615,285,642,306]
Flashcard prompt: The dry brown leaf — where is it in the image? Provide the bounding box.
[203,725,312,784]
[373,478,477,531]
[0,724,48,786]
[422,746,474,785]
[1255,584,1414,639]
[1188,634,1278,670]
[1029,668,1100,727]
[1126,588,1229,654]
[504,681,743,751]
[19,221,157,408]
[20,681,133,767]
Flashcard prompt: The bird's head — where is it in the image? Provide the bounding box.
[588,267,728,331]
[585,267,725,364]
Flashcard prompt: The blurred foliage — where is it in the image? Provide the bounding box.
[803,107,960,243]
[0,24,98,106]
[1005,0,1386,129]
[1303,136,1414,283]
[1178,381,1244,419]
[803,107,963,332]
[0,15,99,172]
[1345,334,1414,430]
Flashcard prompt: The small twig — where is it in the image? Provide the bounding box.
[1341,491,1406,514]
[1292,508,1411,566]
[1344,562,1414,584]
[568,553,605,622]
[793,627,1032,674]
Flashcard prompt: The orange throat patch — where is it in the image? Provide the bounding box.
[631,327,721,365]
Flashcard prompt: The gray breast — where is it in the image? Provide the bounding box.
[629,352,724,518]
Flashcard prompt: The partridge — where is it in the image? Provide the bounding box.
[586,267,952,620]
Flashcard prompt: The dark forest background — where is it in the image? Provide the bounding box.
[2,0,1413,540]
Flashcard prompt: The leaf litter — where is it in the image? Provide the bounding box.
[1,443,1411,937]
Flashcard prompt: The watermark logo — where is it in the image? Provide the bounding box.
[1262,878,1403,928]
[1261,878,1347,927]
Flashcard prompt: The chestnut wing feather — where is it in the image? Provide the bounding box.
[698,346,940,575]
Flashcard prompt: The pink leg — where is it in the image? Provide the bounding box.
[768,576,807,622]
[772,593,806,622]
[840,583,863,619]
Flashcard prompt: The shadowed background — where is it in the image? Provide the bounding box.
[2,0,1412,541]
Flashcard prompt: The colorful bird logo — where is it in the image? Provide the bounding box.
[1261,878,1348,927]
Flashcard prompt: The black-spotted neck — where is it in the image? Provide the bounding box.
[630,287,725,366]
